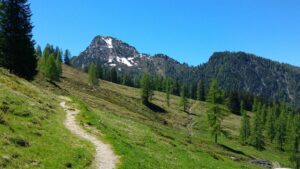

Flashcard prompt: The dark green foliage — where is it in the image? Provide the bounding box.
[266,106,276,142]
[227,91,241,115]
[165,78,172,107]
[64,49,71,65]
[110,67,118,83]
[140,72,153,105]
[250,107,265,150]
[0,0,37,80]
[35,45,42,57]
[179,85,188,111]
[206,80,223,104]
[287,115,300,169]
[239,102,251,145]
[88,63,98,86]
[196,80,205,101]
[275,106,287,151]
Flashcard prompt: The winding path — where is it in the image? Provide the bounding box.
[60,98,118,169]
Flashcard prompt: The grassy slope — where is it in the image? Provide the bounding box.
[0,68,94,169]
[46,65,290,169]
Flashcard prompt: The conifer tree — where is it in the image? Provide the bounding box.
[110,67,118,83]
[0,0,37,80]
[96,64,103,79]
[240,101,251,145]
[227,91,241,115]
[140,72,153,105]
[64,49,71,65]
[288,115,300,169]
[250,107,265,150]
[180,85,188,111]
[275,106,287,151]
[45,54,59,81]
[88,63,98,86]
[35,45,42,57]
[196,80,205,101]
[266,106,276,142]
[206,80,227,144]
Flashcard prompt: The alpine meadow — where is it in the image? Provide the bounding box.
[0,0,300,169]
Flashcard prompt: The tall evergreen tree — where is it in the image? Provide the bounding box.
[239,101,251,145]
[180,85,188,111]
[64,49,71,65]
[140,72,153,105]
[165,78,172,107]
[206,80,227,144]
[96,64,103,79]
[88,63,98,86]
[0,0,37,80]
[110,67,118,83]
[288,115,300,169]
[266,106,276,142]
[250,107,265,150]
[35,45,42,57]
[227,91,241,115]
[196,80,205,101]
[275,106,287,151]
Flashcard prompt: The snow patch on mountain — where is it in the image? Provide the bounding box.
[116,56,133,67]
[102,37,113,49]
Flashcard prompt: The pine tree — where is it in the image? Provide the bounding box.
[227,91,241,115]
[140,72,153,105]
[275,106,287,151]
[206,79,227,144]
[96,64,103,79]
[250,107,265,150]
[239,101,251,145]
[35,45,42,57]
[180,85,188,111]
[110,67,118,83]
[266,106,276,142]
[64,49,71,65]
[0,0,37,80]
[45,54,59,81]
[88,63,98,86]
[196,80,205,101]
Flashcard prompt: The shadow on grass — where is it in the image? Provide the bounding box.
[219,144,254,159]
[146,102,166,113]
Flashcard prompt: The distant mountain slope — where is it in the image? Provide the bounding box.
[71,36,300,108]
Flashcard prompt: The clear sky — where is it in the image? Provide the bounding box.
[30,0,300,66]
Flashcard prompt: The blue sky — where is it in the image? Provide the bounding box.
[30,0,300,66]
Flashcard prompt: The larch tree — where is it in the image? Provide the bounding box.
[250,106,265,150]
[180,84,188,112]
[140,72,153,105]
[266,106,276,143]
[45,54,59,81]
[239,101,251,145]
[88,63,98,86]
[275,106,287,151]
[196,80,205,101]
[206,80,227,144]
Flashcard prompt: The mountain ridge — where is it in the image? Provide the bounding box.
[71,36,300,109]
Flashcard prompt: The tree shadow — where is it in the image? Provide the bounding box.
[146,102,166,113]
[219,144,254,159]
